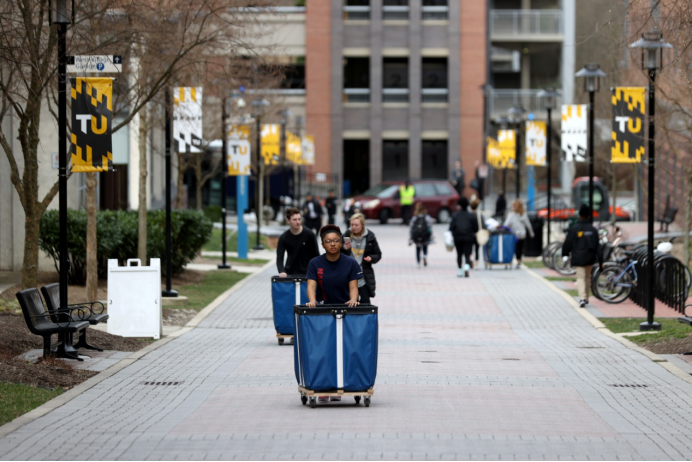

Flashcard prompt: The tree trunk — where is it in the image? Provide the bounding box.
[195,153,203,209]
[85,172,98,301]
[138,109,149,263]
[176,152,186,208]
[21,206,40,290]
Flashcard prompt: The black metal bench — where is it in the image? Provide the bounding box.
[659,195,678,232]
[41,283,108,352]
[16,288,91,361]
[677,304,692,355]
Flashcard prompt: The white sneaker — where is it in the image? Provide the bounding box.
[579,299,587,308]
[464,264,470,278]
[457,268,463,277]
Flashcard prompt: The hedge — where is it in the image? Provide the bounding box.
[40,209,213,284]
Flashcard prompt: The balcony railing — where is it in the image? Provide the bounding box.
[422,88,448,103]
[382,5,409,20]
[490,10,563,37]
[244,89,306,96]
[343,5,371,21]
[422,5,449,20]
[383,88,409,103]
[343,88,371,103]
[489,89,561,116]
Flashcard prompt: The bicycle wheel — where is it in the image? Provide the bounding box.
[552,251,576,276]
[594,266,632,304]
[543,242,561,269]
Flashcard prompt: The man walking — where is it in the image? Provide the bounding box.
[302,192,323,235]
[399,180,415,226]
[450,161,465,196]
[562,205,602,308]
[277,207,320,277]
[325,190,337,225]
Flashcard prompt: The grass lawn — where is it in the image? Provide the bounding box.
[0,382,63,427]
[564,289,579,297]
[204,256,270,265]
[523,260,545,268]
[202,228,270,253]
[177,269,248,311]
[600,317,691,346]
[545,276,577,282]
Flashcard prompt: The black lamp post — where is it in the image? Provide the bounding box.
[294,115,305,204]
[162,90,178,298]
[251,98,269,251]
[537,88,557,246]
[631,30,672,332]
[575,63,607,223]
[507,105,526,200]
[50,0,74,328]
[279,109,292,210]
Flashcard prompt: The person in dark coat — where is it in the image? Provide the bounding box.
[562,205,603,308]
[341,212,382,304]
[302,192,323,235]
[449,197,479,278]
[495,190,507,219]
[324,190,337,225]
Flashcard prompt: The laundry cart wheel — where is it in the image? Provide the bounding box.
[309,397,316,408]
[354,396,361,405]
[301,395,308,405]
[278,338,284,345]
[364,397,371,407]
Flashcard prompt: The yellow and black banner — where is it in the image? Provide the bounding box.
[611,87,645,163]
[70,78,113,172]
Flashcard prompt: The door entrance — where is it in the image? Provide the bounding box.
[343,139,370,197]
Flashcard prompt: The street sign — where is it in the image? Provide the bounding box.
[67,55,123,74]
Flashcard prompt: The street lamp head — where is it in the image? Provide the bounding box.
[250,98,270,117]
[629,30,673,71]
[49,0,74,25]
[507,105,526,124]
[236,97,246,109]
[492,116,510,129]
[575,63,607,93]
[537,87,557,110]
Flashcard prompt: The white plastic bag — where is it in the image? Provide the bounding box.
[485,217,499,231]
[444,230,454,252]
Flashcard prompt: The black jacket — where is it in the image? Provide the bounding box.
[562,220,602,267]
[341,230,382,297]
[449,210,479,241]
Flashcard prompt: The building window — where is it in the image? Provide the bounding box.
[422,58,448,102]
[343,57,370,102]
[422,0,448,20]
[383,58,409,103]
[281,57,305,90]
[382,140,409,181]
[383,0,409,20]
[422,140,448,179]
[344,0,370,21]
[343,140,370,196]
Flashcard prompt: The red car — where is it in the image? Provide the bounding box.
[354,180,460,224]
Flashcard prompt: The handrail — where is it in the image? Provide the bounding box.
[490,9,563,36]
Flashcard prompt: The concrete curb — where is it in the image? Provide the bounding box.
[523,265,692,386]
[0,260,275,439]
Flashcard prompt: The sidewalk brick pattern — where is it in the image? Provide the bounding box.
[1,224,692,460]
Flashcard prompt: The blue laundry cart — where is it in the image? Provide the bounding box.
[271,276,308,345]
[484,230,516,270]
[293,304,379,407]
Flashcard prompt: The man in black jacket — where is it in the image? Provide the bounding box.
[302,192,323,235]
[562,205,602,308]
[277,207,320,277]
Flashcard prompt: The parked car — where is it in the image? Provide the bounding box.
[354,180,459,224]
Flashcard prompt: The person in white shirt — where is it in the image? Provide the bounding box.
[503,199,535,268]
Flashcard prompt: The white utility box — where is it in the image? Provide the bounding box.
[107,258,162,339]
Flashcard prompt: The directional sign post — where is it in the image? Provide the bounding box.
[67,55,123,74]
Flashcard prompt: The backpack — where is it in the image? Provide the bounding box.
[411,216,431,244]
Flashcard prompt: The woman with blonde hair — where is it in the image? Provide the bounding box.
[342,212,382,303]
[409,202,434,268]
[503,199,534,268]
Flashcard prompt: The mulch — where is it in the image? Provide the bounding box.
[637,336,692,355]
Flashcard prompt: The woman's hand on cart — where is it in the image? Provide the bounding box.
[306,301,317,308]
[346,299,360,307]
[279,272,287,277]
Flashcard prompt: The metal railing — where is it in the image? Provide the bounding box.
[343,5,371,21]
[490,9,563,37]
[382,5,409,20]
[343,88,371,103]
[243,89,306,96]
[489,89,560,116]
[383,88,409,103]
[628,247,691,314]
[422,5,449,20]
[422,88,448,103]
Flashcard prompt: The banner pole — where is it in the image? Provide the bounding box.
[163,89,178,297]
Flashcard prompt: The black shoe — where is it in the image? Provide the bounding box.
[579,299,587,308]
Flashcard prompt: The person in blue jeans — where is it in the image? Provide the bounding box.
[306,224,363,402]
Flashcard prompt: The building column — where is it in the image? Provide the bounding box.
[408,0,422,179]
[331,1,344,190]
[560,0,576,193]
[370,0,384,187]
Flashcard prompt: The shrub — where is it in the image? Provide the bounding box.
[40,209,213,284]
[203,205,222,223]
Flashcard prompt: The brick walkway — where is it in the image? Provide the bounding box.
[2,224,692,460]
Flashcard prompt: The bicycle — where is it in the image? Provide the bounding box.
[592,255,639,303]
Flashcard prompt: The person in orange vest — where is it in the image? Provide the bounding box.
[399,180,415,225]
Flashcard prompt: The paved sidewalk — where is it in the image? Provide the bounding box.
[2,224,692,460]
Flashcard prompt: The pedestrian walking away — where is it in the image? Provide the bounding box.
[409,202,433,268]
[325,189,337,225]
[450,160,466,196]
[341,213,382,304]
[449,197,479,277]
[399,180,415,225]
[306,224,364,402]
[276,207,320,277]
[472,160,488,202]
[562,205,603,308]
[503,199,535,268]
[302,192,323,235]
[495,190,507,219]
[470,196,487,268]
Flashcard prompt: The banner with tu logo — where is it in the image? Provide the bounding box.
[227,125,251,175]
[173,87,203,153]
[261,124,280,165]
[301,135,315,165]
[497,129,516,169]
[561,105,587,162]
[70,77,114,172]
[611,87,645,163]
[525,121,546,167]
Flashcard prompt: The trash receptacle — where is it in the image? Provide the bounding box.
[294,304,378,407]
[271,276,308,344]
[524,213,544,257]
